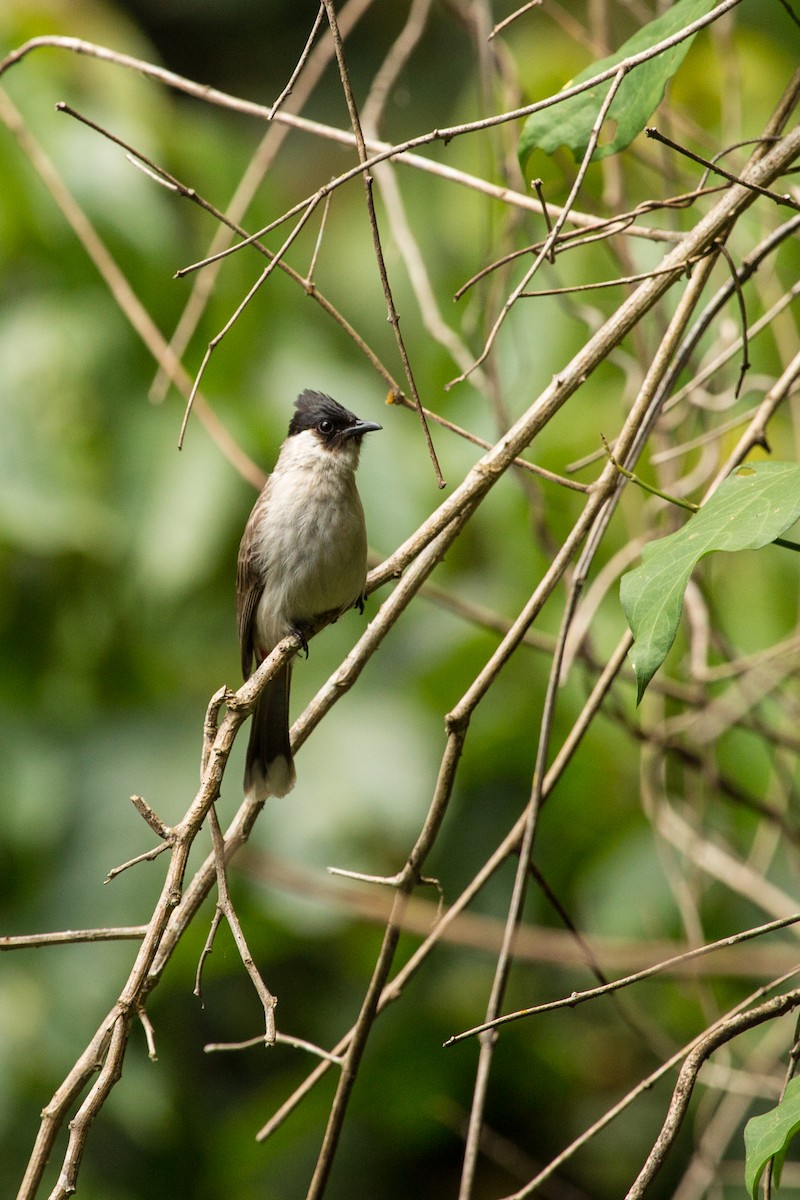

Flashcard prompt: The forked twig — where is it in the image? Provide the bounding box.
[206,805,277,1044]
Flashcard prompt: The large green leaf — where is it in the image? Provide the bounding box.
[519,0,716,168]
[620,462,800,703]
[744,1076,800,1199]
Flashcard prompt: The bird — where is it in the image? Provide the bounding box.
[236,389,382,802]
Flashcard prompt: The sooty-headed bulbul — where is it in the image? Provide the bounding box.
[236,390,381,801]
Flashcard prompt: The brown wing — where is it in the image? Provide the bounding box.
[236,492,267,679]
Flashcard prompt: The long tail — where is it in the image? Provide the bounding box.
[244,662,296,801]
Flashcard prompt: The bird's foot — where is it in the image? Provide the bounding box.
[291,625,310,658]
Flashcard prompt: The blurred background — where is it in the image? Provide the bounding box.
[1,0,800,1197]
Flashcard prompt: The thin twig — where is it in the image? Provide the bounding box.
[105,843,171,883]
[532,177,556,262]
[205,1032,344,1063]
[709,346,800,486]
[268,4,325,118]
[646,125,800,212]
[194,905,224,1001]
[207,805,277,1044]
[519,258,704,297]
[488,0,542,40]
[138,1006,158,1061]
[446,911,800,1043]
[0,927,149,951]
[712,240,750,397]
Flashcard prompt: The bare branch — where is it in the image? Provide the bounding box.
[0,928,148,951]
[625,989,800,1200]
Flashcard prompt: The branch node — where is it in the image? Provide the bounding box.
[445,710,470,736]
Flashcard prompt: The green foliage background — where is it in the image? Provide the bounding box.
[1,1,800,1198]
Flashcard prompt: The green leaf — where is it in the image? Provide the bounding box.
[744,1076,800,1199]
[518,0,716,168]
[620,462,800,703]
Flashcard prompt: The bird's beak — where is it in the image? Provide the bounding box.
[346,419,382,438]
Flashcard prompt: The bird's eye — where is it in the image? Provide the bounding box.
[318,419,334,435]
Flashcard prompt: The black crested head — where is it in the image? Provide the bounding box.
[288,389,382,446]
[289,390,357,435]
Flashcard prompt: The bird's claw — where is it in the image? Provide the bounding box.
[292,626,310,658]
